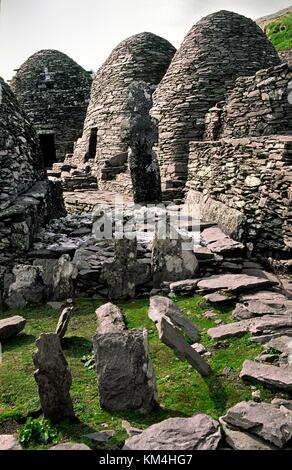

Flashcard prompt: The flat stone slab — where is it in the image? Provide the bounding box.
[169,279,200,294]
[149,296,200,342]
[50,443,91,450]
[208,319,251,341]
[197,274,274,294]
[249,314,292,335]
[84,430,115,443]
[0,435,22,450]
[219,418,276,450]
[222,401,292,448]
[205,293,235,304]
[240,291,292,309]
[157,316,211,376]
[240,360,292,393]
[0,316,26,342]
[123,414,221,450]
[265,335,292,354]
[201,227,244,254]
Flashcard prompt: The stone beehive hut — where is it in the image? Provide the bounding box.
[0,77,46,210]
[10,50,92,166]
[71,32,176,187]
[151,10,281,200]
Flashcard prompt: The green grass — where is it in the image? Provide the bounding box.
[0,295,280,449]
[265,13,292,50]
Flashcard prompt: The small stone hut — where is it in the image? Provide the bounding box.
[151,10,281,199]
[71,32,176,191]
[10,50,92,166]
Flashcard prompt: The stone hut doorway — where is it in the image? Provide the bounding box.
[39,133,57,168]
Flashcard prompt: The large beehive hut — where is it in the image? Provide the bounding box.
[0,77,46,210]
[151,10,281,199]
[10,50,92,166]
[72,32,176,184]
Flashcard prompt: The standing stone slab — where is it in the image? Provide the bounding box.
[222,401,292,448]
[95,302,125,333]
[33,333,75,423]
[149,296,200,342]
[152,223,199,288]
[123,414,221,450]
[240,360,292,393]
[55,306,73,338]
[156,316,211,376]
[93,328,158,413]
[0,316,26,342]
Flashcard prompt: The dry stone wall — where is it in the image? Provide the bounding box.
[151,10,281,199]
[185,136,292,261]
[218,63,292,139]
[279,49,292,66]
[0,78,46,210]
[10,50,92,163]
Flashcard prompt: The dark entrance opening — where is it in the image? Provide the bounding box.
[39,134,57,168]
[86,127,98,161]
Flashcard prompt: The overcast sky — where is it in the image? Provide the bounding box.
[0,0,290,80]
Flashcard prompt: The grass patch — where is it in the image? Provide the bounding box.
[0,295,279,449]
[265,13,292,50]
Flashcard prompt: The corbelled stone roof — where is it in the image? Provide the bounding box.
[151,10,281,199]
[72,32,176,182]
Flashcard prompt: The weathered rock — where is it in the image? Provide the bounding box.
[205,293,235,305]
[93,328,158,413]
[149,296,200,342]
[33,333,75,422]
[0,316,26,342]
[197,274,274,294]
[123,414,221,450]
[232,300,277,320]
[100,238,141,300]
[208,319,251,341]
[219,419,276,450]
[249,315,292,335]
[34,255,77,301]
[222,401,292,448]
[202,227,244,254]
[50,443,91,450]
[156,316,211,376]
[231,303,254,320]
[121,420,143,437]
[55,306,73,338]
[240,360,292,393]
[95,302,125,333]
[5,265,46,309]
[152,223,199,288]
[191,343,207,355]
[169,279,199,294]
[265,336,292,354]
[240,291,292,310]
[84,430,115,443]
[271,399,292,411]
[0,435,22,450]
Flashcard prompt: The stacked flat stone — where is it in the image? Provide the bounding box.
[219,63,292,138]
[0,78,46,210]
[10,50,92,162]
[151,10,281,199]
[71,32,175,190]
[279,49,292,66]
[186,136,292,261]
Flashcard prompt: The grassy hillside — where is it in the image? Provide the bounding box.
[265,12,292,50]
